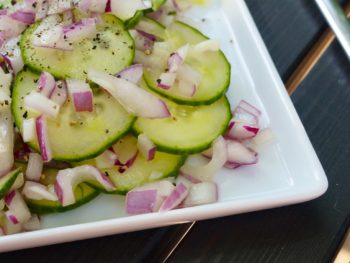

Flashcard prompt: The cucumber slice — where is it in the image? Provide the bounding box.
[21,14,134,80]
[135,17,166,40]
[12,70,135,162]
[82,134,185,194]
[0,169,21,199]
[143,21,230,105]
[133,92,232,154]
[23,166,99,214]
[151,0,167,11]
[125,10,144,29]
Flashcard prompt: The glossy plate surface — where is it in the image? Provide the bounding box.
[0,0,328,252]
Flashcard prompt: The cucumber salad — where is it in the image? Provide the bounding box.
[0,0,273,235]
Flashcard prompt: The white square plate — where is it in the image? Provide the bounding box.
[0,0,328,252]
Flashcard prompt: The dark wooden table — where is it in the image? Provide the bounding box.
[2,1,350,262]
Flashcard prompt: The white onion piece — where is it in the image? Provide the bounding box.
[177,63,202,87]
[159,182,188,212]
[37,71,56,98]
[95,149,118,169]
[88,69,171,119]
[22,181,58,201]
[194,39,220,52]
[36,115,53,162]
[137,134,156,161]
[110,0,151,20]
[50,80,68,106]
[1,36,24,74]
[112,135,138,167]
[116,64,143,84]
[22,118,36,142]
[64,18,96,43]
[226,121,259,141]
[24,91,60,118]
[55,165,115,206]
[66,79,93,112]
[47,0,73,15]
[183,182,217,207]
[157,72,176,90]
[10,10,35,24]
[34,0,49,21]
[181,136,227,181]
[0,106,14,177]
[25,153,43,181]
[4,190,31,224]
[22,214,41,231]
[79,0,108,13]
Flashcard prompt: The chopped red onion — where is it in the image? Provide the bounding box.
[22,214,41,231]
[63,18,97,43]
[237,100,261,119]
[22,118,36,143]
[24,91,60,118]
[66,79,94,112]
[88,69,171,119]
[112,135,139,167]
[194,39,220,52]
[95,149,118,169]
[36,115,53,162]
[251,128,275,146]
[126,189,158,215]
[34,0,49,21]
[1,36,25,74]
[25,153,43,181]
[159,182,189,212]
[225,140,258,168]
[178,79,197,98]
[0,15,26,42]
[183,182,217,207]
[116,64,143,84]
[175,175,195,188]
[37,71,56,98]
[105,0,111,12]
[2,214,22,234]
[226,121,260,141]
[4,190,31,224]
[50,80,68,106]
[130,30,155,51]
[110,0,151,20]
[5,211,19,224]
[62,10,74,26]
[167,44,189,73]
[157,72,176,89]
[181,173,202,184]
[181,136,227,181]
[55,165,115,206]
[137,134,156,161]
[79,0,108,13]
[22,181,58,201]
[177,63,202,87]
[10,11,35,24]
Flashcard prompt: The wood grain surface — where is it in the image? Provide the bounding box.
[1,1,349,262]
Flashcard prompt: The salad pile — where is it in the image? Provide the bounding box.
[0,0,273,235]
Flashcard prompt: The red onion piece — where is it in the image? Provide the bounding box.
[105,0,111,12]
[178,79,197,98]
[194,39,220,52]
[5,211,19,224]
[137,134,156,161]
[110,0,151,20]
[179,173,202,184]
[25,153,43,181]
[112,135,139,167]
[1,36,25,74]
[181,136,227,181]
[22,181,58,201]
[167,44,189,73]
[10,11,35,24]
[126,189,158,215]
[159,182,189,212]
[50,80,68,106]
[63,18,97,43]
[36,115,53,162]
[251,128,275,146]
[116,64,143,84]
[225,140,258,168]
[34,0,49,21]
[88,69,171,119]
[66,79,94,112]
[157,72,176,89]
[22,118,36,143]
[79,0,108,13]
[171,0,191,11]
[4,190,31,224]
[55,165,115,206]
[226,121,260,141]
[183,182,217,207]
[0,15,26,42]
[177,63,202,87]
[237,100,261,119]
[95,149,118,169]
[37,71,56,98]
[22,214,41,231]
[24,91,60,118]
[62,10,74,26]
[130,30,155,51]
